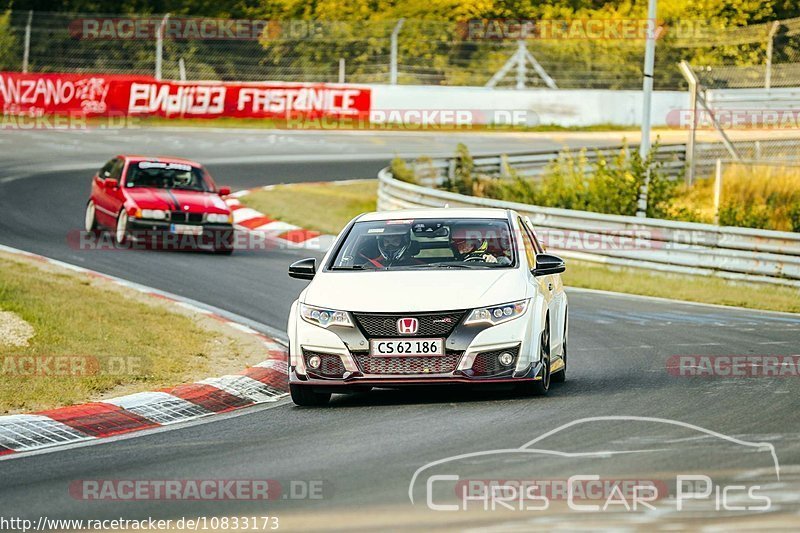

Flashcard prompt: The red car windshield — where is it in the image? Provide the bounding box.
[125,161,211,192]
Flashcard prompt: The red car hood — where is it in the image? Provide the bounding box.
[124,188,229,213]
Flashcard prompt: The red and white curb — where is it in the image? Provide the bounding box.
[0,244,289,458]
[225,186,336,252]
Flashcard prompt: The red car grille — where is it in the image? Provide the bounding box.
[170,211,204,224]
[353,353,463,375]
[303,350,346,378]
[470,346,520,377]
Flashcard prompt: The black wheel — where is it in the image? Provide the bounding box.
[290,384,331,406]
[520,323,551,396]
[213,231,234,255]
[552,311,567,383]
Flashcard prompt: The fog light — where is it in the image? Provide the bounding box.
[498,352,514,366]
[308,355,321,369]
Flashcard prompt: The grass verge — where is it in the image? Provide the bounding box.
[242,180,800,314]
[242,180,377,235]
[0,252,269,414]
[562,260,800,314]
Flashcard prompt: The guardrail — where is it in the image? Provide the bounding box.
[409,138,800,184]
[377,168,800,287]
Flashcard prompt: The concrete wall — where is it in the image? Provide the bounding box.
[369,84,688,127]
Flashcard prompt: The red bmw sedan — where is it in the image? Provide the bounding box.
[84,155,235,254]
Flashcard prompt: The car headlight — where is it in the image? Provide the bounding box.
[300,304,354,328]
[207,213,232,224]
[464,299,528,326]
[136,209,167,220]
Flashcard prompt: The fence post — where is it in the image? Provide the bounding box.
[713,158,723,225]
[765,21,780,90]
[390,19,405,85]
[515,40,526,89]
[22,10,33,73]
[679,60,698,185]
[339,58,345,83]
[178,57,186,81]
[636,166,651,218]
[639,0,657,160]
[155,13,170,80]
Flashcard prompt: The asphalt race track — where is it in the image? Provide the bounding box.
[1,128,799,529]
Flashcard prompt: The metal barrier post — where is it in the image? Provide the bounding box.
[155,13,170,80]
[390,19,405,85]
[679,60,698,185]
[713,158,723,225]
[22,11,33,73]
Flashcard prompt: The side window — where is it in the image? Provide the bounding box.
[98,158,116,179]
[109,159,125,180]
[517,218,537,269]
[523,217,545,253]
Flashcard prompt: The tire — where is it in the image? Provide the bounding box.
[115,210,129,245]
[520,323,551,396]
[213,230,234,255]
[85,200,99,232]
[552,311,567,384]
[290,384,331,406]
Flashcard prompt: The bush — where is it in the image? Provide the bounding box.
[790,204,800,233]
[440,142,678,219]
[390,157,417,184]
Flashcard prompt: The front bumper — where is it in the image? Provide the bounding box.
[125,219,234,249]
[290,307,541,387]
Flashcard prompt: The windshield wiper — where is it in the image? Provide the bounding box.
[331,264,370,271]
[410,262,484,269]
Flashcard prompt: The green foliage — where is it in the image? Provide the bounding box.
[0,9,17,70]
[447,142,678,219]
[390,157,417,184]
[789,204,800,233]
[718,204,771,229]
[442,143,476,195]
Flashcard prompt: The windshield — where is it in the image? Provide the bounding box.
[330,218,515,270]
[125,161,210,192]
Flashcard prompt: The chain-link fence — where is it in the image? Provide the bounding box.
[3,11,800,90]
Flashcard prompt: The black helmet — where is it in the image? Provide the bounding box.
[377,226,411,261]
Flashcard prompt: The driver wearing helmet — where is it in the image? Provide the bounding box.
[171,170,193,189]
[451,227,508,264]
[358,226,417,268]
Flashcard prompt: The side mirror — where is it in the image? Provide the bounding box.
[289,258,316,280]
[105,178,119,190]
[532,253,565,276]
[218,186,231,196]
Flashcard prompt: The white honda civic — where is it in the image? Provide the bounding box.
[286,208,568,406]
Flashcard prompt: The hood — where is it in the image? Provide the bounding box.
[124,188,229,213]
[303,269,527,312]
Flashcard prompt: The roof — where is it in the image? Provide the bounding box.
[357,207,511,222]
[120,155,203,167]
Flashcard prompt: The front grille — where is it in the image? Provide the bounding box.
[170,212,204,224]
[352,311,466,338]
[353,352,463,375]
[303,350,346,378]
[471,346,520,377]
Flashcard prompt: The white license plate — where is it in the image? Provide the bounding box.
[171,224,203,236]
[369,338,444,357]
